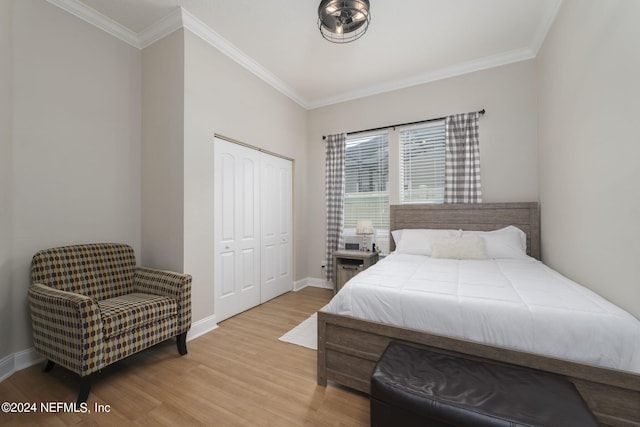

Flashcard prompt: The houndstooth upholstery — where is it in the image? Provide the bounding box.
[98,293,177,338]
[28,243,192,377]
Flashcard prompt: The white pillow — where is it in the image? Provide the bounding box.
[392,229,459,256]
[462,226,528,259]
[431,236,487,260]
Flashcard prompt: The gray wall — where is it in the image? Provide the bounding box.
[306,60,539,280]
[140,28,308,326]
[141,29,185,273]
[537,0,640,318]
[182,29,308,324]
[2,0,142,360]
[4,0,638,375]
[0,0,14,362]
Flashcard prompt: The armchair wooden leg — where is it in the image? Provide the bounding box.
[43,360,55,372]
[177,332,188,355]
[77,375,92,405]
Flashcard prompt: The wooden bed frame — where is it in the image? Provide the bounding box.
[317,203,640,427]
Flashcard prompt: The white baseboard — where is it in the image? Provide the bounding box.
[1,284,330,384]
[187,278,332,341]
[0,353,14,383]
[0,348,44,383]
[0,321,216,384]
[293,277,333,291]
[187,313,218,342]
[15,348,45,371]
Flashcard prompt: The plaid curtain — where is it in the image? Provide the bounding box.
[325,133,346,283]
[444,112,482,203]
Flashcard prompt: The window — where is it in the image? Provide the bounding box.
[400,120,446,204]
[341,122,447,253]
[343,132,389,252]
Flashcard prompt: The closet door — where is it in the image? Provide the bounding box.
[214,138,261,322]
[260,153,292,303]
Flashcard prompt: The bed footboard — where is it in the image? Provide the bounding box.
[317,311,640,427]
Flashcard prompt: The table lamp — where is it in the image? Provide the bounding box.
[356,219,374,252]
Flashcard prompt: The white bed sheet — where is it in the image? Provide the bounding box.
[323,253,640,373]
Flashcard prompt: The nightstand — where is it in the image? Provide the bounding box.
[333,250,379,293]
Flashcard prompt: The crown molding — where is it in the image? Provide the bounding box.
[309,0,562,109]
[308,47,537,109]
[530,0,563,55]
[47,0,310,108]
[138,7,183,50]
[178,8,309,109]
[46,0,140,49]
[47,0,561,110]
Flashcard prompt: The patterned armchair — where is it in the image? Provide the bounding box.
[27,243,192,404]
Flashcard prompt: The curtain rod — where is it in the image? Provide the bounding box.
[322,109,485,140]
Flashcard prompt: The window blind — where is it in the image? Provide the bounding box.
[400,121,446,204]
[344,132,389,251]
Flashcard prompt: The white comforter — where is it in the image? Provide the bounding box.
[323,253,640,373]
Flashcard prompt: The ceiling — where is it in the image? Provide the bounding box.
[61,0,562,109]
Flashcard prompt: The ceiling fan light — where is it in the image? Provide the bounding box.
[318,0,371,44]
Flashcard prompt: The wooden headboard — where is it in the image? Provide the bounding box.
[390,202,540,260]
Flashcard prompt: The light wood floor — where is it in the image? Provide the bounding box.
[0,287,370,426]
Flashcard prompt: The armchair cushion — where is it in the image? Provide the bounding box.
[98,293,177,339]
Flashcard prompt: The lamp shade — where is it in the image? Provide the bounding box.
[356,219,374,235]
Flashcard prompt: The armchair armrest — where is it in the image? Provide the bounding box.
[133,267,192,333]
[27,284,104,376]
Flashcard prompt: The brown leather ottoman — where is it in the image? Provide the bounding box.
[370,342,599,427]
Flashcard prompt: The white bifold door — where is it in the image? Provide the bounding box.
[214,138,292,322]
[260,153,293,303]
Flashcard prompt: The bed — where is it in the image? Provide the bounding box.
[317,203,640,427]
